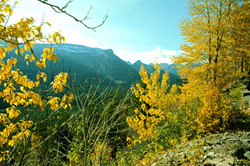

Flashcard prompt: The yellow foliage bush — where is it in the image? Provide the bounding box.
[126,63,181,165]
[0,0,73,163]
[127,63,172,143]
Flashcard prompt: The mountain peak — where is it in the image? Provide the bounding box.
[133,60,143,65]
[106,49,114,55]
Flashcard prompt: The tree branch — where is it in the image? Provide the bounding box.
[37,0,108,31]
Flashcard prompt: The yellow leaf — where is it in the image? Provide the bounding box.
[43,76,46,82]
[9,9,13,16]
[24,44,29,51]
[20,86,24,92]
[8,140,14,147]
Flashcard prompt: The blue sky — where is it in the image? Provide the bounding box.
[9,0,187,64]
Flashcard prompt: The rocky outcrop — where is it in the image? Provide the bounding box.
[152,131,250,165]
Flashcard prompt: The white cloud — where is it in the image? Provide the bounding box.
[115,46,181,64]
[162,50,178,57]
[113,49,131,61]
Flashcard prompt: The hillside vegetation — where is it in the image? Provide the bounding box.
[0,0,250,165]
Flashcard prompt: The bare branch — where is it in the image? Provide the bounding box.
[37,0,108,31]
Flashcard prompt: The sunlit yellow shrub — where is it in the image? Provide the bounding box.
[127,63,172,143]
[179,79,244,136]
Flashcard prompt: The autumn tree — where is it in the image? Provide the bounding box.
[173,0,249,133]
[230,0,250,74]
[0,0,76,164]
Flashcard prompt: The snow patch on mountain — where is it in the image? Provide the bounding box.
[54,43,112,57]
